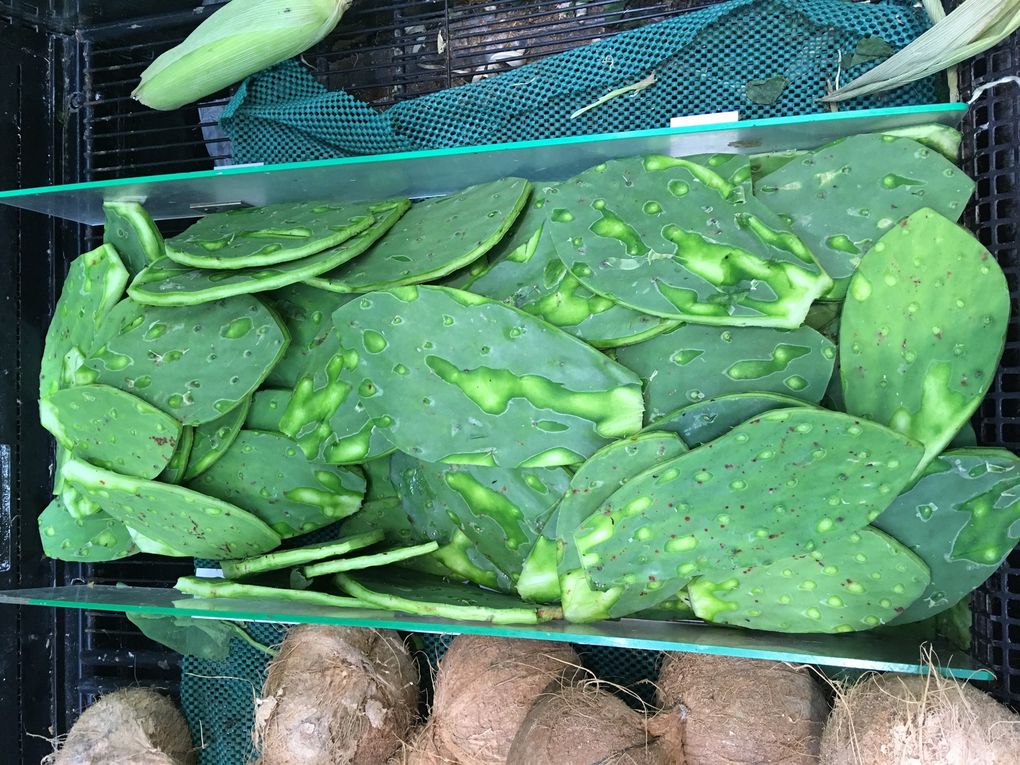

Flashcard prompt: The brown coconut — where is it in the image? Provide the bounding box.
[821,671,1020,764]
[657,652,827,765]
[507,682,685,765]
[256,624,419,765]
[389,722,459,765]
[431,635,581,765]
[48,687,194,765]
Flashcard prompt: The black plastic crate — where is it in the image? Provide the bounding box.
[1,2,1019,761]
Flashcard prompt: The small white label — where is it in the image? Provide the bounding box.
[669,111,740,128]
[195,567,224,578]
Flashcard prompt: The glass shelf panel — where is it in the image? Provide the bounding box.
[0,584,990,680]
[0,104,966,224]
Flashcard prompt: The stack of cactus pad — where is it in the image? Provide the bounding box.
[38,123,1020,634]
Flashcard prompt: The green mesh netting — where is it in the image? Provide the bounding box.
[221,0,937,164]
[181,627,663,765]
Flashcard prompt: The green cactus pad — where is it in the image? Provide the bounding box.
[755,135,974,298]
[555,432,688,586]
[62,457,281,559]
[299,541,440,579]
[362,455,399,503]
[166,199,378,269]
[59,483,102,520]
[103,201,165,277]
[79,295,289,425]
[334,285,643,467]
[873,448,1020,624]
[950,422,978,448]
[219,530,385,579]
[547,156,831,327]
[130,200,410,306]
[840,209,1009,474]
[245,389,290,432]
[181,395,251,481]
[687,527,930,633]
[749,150,806,183]
[277,325,348,459]
[685,153,753,190]
[38,499,138,562]
[551,432,689,620]
[175,576,366,609]
[159,425,194,484]
[305,178,531,293]
[263,283,356,388]
[390,452,569,581]
[575,408,925,601]
[616,323,835,421]
[527,272,681,349]
[336,570,563,624]
[278,326,395,464]
[39,384,183,479]
[464,182,678,349]
[187,430,366,538]
[647,393,811,448]
[127,614,270,661]
[40,245,129,397]
[387,452,509,589]
[633,591,696,621]
[127,527,189,556]
[324,331,397,465]
[877,124,962,162]
[515,535,561,603]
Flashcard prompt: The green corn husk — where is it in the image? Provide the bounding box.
[822,0,1020,102]
[133,0,352,111]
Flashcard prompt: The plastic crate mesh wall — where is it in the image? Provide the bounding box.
[959,30,1020,707]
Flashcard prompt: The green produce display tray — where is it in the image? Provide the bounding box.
[0,102,989,680]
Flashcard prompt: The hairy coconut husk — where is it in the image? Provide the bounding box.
[507,682,684,765]
[48,687,194,765]
[431,635,580,765]
[657,653,827,765]
[256,625,418,765]
[389,722,459,765]
[821,671,1020,764]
